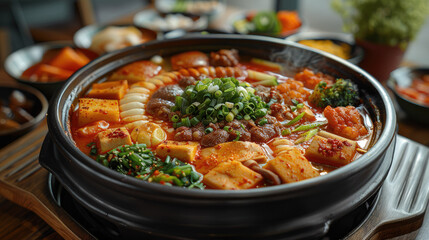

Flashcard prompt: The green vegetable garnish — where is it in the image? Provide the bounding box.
[309,79,359,108]
[96,144,205,189]
[171,77,269,127]
[282,112,305,126]
[292,121,328,132]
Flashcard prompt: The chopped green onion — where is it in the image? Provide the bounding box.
[190,117,200,126]
[258,118,268,126]
[255,108,267,118]
[282,128,291,136]
[205,127,213,134]
[234,131,241,141]
[225,102,234,108]
[283,112,305,126]
[292,121,328,132]
[171,115,180,123]
[171,77,268,126]
[181,117,191,127]
[226,112,234,122]
[224,126,231,132]
[291,99,299,105]
[304,128,319,141]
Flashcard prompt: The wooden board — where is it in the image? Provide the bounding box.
[0,121,94,240]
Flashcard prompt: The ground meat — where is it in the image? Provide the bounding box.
[150,85,183,102]
[209,49,239,67]
[201,129,229,147]
[254,85,271,102]
[323,105,368,140]
[178,76,197,88]
[250,124,278,142]
[146,98,174,121]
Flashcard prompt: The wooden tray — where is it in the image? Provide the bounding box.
[0,122,94,240]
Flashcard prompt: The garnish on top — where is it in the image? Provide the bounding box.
[170,77,269,128]
[309,78,359,108]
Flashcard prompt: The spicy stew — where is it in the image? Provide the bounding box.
[70,49,373,190]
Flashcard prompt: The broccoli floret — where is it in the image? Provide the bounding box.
[309,79,359,108]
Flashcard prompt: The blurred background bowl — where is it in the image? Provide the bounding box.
[154,0,225,21]
[387,67,429,125]
[133,9,208,34]
[73,24,157,51]
[227,10,302,38]
[0,82,48,148]
[4,41,96,99]
[286,32,364,65]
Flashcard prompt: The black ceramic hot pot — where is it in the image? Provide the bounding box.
[40,35,396,239]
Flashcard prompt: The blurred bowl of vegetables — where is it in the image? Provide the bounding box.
[230,10,302,37]
[0,83,48,147]
[74,24,157,55]
[387,67,429,124]
[286,32,364,65]
[4,41,98,98]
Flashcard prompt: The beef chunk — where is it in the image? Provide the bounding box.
[201,129,229,147]
[209,49,239,67]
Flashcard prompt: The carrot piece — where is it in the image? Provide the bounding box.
[34,64,74,82]
[277,11,301,34]
[50,47,90,72]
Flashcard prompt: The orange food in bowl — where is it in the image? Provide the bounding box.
[21,47,93,83]
[277,11,301,34]
[396,74,429,106]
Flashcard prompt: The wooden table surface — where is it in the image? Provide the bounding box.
[1,6,429,240]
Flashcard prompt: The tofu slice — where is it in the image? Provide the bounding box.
[78,98,120,127]
[203,161,263,190]
[196,141,267,175]
[87,80,128,100]
[264,148,319,183]
[155,141,200,163]
[305,133,357,167]
[96,127,132,153]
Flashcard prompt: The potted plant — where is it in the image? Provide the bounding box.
[332,0,429,82]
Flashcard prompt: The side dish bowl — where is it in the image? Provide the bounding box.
[4,41,97,98]
[286,32,364,65]
[40,35,396,239]
[73,24,157,53]
[0,83,48,147]
[387,67,429,124]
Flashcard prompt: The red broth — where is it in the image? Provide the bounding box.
[69,50,374,190]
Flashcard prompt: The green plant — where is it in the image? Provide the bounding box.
[332,0,429,47]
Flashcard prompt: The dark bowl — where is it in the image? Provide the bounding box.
[285,32,364,65]
[387,67,429,124]
[0,83,48,147]
[39,35,396,239]
[3,41,96,99]
[73,24,158,53]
